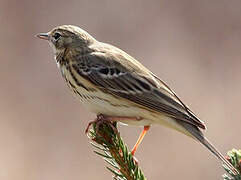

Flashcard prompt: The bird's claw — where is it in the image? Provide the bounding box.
[85,114,118,135]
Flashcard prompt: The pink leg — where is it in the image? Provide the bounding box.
[102,115,142,122]
[131,126,150,156]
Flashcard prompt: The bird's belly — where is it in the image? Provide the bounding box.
[75,89,189,133]
[76,89,152,126]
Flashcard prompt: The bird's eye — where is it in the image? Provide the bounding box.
[53,32,61,40]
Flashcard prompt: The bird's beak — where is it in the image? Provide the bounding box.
[36,33,49,40]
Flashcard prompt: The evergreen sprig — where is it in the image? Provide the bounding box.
[88,121,146,180]
[223,149,241,180]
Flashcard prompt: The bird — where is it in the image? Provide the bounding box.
[36,25,238,174]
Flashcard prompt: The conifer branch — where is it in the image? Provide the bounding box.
[88,121,146,180]
[223,149,241,180]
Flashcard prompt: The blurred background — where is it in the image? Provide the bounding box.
[1,0,241,179]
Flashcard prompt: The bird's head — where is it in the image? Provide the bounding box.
[36,25,95,55]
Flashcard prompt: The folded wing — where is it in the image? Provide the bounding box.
[73,51,206,130]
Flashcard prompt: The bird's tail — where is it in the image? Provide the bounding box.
[179,121,238,175]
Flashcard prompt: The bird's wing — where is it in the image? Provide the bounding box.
[73,52,206,129]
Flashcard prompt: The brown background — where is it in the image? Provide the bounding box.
[1,0,241,179]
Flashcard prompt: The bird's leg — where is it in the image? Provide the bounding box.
[131,126,150,156]
[104,116,143,122]
[85,114,142,134]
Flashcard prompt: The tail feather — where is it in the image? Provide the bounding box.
[179,121,238,175]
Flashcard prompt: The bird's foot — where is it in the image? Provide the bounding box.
[85,114,118,135]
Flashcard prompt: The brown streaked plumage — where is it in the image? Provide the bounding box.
[36,25,238,174]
